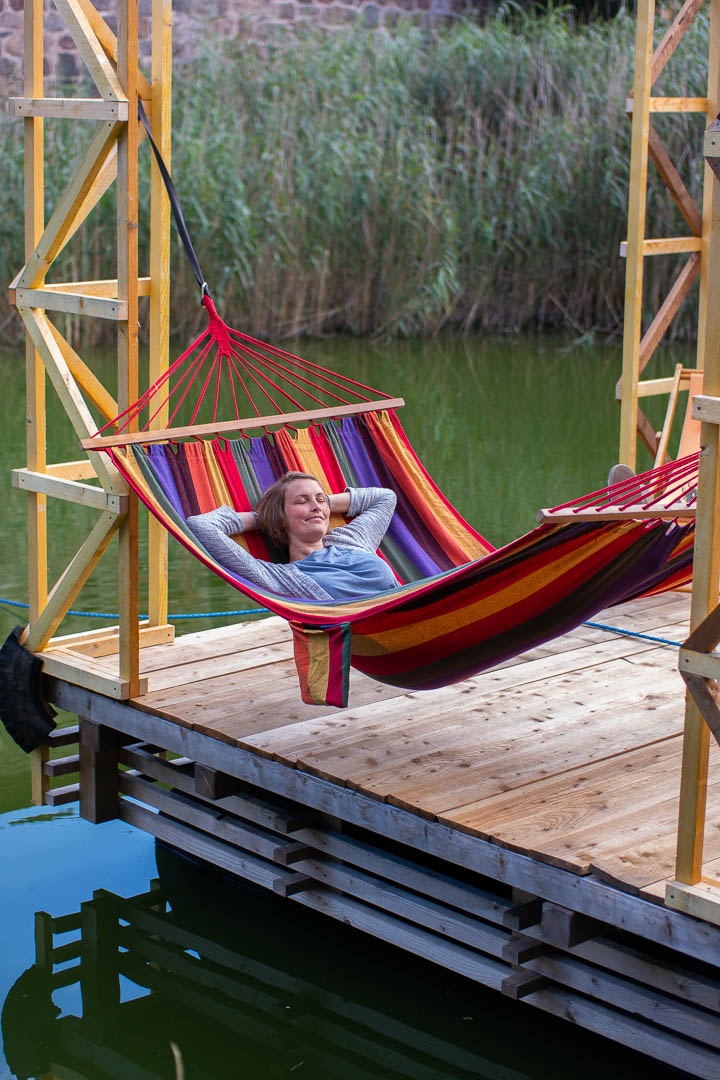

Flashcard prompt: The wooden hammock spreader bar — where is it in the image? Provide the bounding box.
[537,503,696,522]
[81,397,406,450]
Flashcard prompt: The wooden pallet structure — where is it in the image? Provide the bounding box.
[619,0,717,467]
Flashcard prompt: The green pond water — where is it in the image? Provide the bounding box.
[0,334,691,1080]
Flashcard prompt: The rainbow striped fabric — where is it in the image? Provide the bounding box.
[108,411,694,702]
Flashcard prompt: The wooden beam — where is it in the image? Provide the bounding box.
[676,0,720,882]
[12,469,127,513]
[24,510,122,653]
[81,398,407,450]
[648,125,703,236]
[75,0,153,101]
[653,363,684,467]
[666,878,720,927]
[45,622,173,657]
[148,0,172,629]
[11,97,129,120]
[650,0,705,85]
[15,287,128,321]
[41,650,148,699]
[117,0,141,699]
[24,0,47,626]
[47,320,119,424]
[42,277,151,297]
[692,393,720,424]
[639,255,702,375]
[619,0,655,469]
[619,237,702,256]
[681,671,720,747]
[53,0,126,101]
[536,503,695,523]
[19,119,123,289]
[18,306,120,491]
[46,459,97,480]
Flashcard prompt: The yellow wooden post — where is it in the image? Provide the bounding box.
[25,0,49,806]
[619,0,655,469]
[674,0,720,884]
[117,0,141,696]
[148,0,172,628]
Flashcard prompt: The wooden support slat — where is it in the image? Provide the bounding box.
[30,743,50,806]
[15,287,128,321]
[650,0,705,85]
[19,307,120,493]
[47,321,119,424]
[44,754,80,777]
[12,469,127,513]
[82,398,407,450]
[500,970,548,1000]
[681,672,720,748]
[24,0,47,628]
[42,277,151,297]
[666,878,720,927]
[117,0,141,701]
[79,718,127,824]
[53,0,126,101]
[24,510,122,654]
[45,622,174,658]
[619,237,703,257]
[148,0,172,629]
[75,0,153,101]
[40,646,149,699]
[619,0,654,469]
[648,126,703,236]
[537,503,695,523]
[46,460,98,480]
[11,97,129,120]
[47,724,80,746]
[541,903,607,948]
[639,254,702,375]
[19,120,122,289]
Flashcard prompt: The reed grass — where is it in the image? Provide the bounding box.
[0,9,709,343]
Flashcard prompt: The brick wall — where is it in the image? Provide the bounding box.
[1,0,484,93]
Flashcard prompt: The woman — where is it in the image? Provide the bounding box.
[187,471,398,602]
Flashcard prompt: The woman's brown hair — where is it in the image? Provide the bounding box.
[255,471,325,548]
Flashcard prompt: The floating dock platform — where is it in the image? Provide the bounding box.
[39,590,720,1077]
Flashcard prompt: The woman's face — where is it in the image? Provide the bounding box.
[283,477,330,546]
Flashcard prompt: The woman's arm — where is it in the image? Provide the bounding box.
[327,487,396,553]
[186,505,261,578]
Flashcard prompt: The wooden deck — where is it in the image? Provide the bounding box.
[47,589,718,902]
[42,589,720,1076]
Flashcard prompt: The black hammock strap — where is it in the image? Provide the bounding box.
[138,100,209,298]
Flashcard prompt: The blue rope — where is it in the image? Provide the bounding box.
[0,598,682,645]
[583,620,683,648]
[0,597,269,619]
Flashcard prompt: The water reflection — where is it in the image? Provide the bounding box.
[2,842,677,1080]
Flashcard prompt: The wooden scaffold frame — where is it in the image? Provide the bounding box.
[8,0,173,802]
[619,0,720,921]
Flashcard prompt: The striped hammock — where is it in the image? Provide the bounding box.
[85,299,696,706]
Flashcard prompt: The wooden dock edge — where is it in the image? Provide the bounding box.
[42,679,720,1078]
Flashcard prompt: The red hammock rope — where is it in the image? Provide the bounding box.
[95,295,394,440]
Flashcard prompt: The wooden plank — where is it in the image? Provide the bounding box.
[24,0,47,629]
[46,623,174,658]
[645,96,708,112]
[647,125,703,235]
[527,951,720,1049]
[619,237,703,257]
[639,254,702,377]
[666,878,720,927]
[148,0,172,630]
[81,398,407,449]
[46,459,97,480]
[75,0,153,101]
[48,678,720,966]
[18,307,119,491]
[649,0,705,86]
[19,120,123,290]
[40,650,148,699]
[53,0,126,101]
[24,511,123,654]
[12,469,127,513]
[15,287,128,321]
[11,97,129,120]
[692,392,720,425]
[537,503,695,522]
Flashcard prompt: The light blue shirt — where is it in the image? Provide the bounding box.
[296,545,398,601]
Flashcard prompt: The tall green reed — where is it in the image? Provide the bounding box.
[0,10,709,344]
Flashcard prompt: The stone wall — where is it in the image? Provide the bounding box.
[1,0,484,93]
